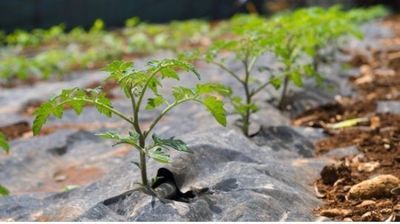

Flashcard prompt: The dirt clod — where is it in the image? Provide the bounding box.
[356,200,376,208]
[347,175,400,200]
[297,16,400,221]
[320,162,351,185]
[0,121,31,140]
[320,208,352,218]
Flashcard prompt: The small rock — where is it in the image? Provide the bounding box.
[54,175,67,182]
[323,146,359,158]
[370,116,380,129]
[375,68,395,76]
[380,208,392,214]
[343,217,353,222]
[356,200,376,208]
[314,216,331,222]
[361,212,372,221]
[343,186,352,192]
[376,200,393,207]
[320,208,352,217]
[351,153,365,165]
[347,175,400,200]
[357,161,380,172]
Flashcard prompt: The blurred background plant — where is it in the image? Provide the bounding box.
[0,1,391,87]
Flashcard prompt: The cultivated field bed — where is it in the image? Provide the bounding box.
[0,6,399,222]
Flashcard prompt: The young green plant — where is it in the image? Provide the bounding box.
[0,132,10,196]
[206,30,271,137]
[265,11,323,109]
[32,58,229,195]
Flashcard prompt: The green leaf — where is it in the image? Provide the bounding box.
[290,71,303,87]
[172,87,195,101]
[33,86,118,135]
[97,131,122,141]
[148,147,171,163]
[148,58,200,80]
[152,134,191,153]
[231,96,259,116]
[67,89,86,115]
[145,95,166,110]
[147,77,162,95]
[202,96,227,126]
[32,102,52,135]
[160,68,179,80]
[97,131,139,146]
[95,94,113,117]
[270,76,282,89]
[196,83,232,96]
[0,185,9,196]
[104,60,133,80]
[0,132,9,154]
[125,17,140,28]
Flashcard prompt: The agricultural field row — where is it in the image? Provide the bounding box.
[0,5,387,86]
[0,5,389,196]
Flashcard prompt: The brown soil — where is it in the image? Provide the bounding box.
[0,121,31,140]
[0,76,40,89]
[27,165,104,193]
[293,16,400,221]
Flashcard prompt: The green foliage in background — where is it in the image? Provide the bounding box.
[204,5,388,135]
[0,132,10,196]
[0,5,389,86]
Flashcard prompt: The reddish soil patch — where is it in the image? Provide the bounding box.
[293,17,400,221]
[38,121,126,137]
[28,165,104,193]
[0,121,31,140]
[20,100,43,116]
[0,76,40,89]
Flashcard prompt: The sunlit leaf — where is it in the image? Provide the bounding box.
[152,134,191,153]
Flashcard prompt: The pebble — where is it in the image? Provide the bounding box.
[356,200,376,208]
[54,175,67,182]
[347,175,400,200]
[320,208,352,217]
[377,200,392,207]
[343,185,352,191]
[380,208,392,214]
[357,161,380,172]
[361,211,372,221]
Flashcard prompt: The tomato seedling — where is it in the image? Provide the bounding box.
[205,28,271,136]
[32,57,230,196]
